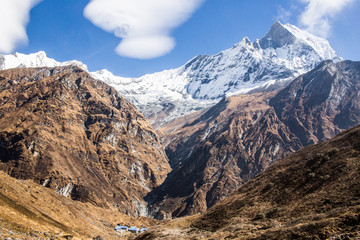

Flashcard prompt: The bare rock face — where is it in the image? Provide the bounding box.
[147,92,302,218]
[269,60,360,146]
[0,66,170,216]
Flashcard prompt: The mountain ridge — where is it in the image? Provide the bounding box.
[0,20,342,127]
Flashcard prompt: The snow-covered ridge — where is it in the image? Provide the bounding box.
[0,21,342,127]
[281,23,338,60]
[0,51,88,71]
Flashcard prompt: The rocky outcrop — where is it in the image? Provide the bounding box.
[0,66,171,216]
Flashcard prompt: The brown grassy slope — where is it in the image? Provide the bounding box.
[137,124,360,239]
[0,171,157,240]
[0,67,170,216]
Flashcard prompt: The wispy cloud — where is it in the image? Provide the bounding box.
[299,0,356,37]
[84,0,205,59]
[0,0,41,54]
[277,5,292,23]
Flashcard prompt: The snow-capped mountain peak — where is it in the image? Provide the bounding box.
[97,21,341,126]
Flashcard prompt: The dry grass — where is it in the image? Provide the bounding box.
[0,168,157,239]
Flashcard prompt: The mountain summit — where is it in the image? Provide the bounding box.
[143,60,360,219]
[259,20,298,49]
[259,20,339,60]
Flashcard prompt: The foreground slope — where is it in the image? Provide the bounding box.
[138,124,360,240]
[0,66,170,216]
[0,171,155,239]
[147,60,360,218]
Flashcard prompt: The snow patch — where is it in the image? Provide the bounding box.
[272,144,280,156]
[57,183,74,197]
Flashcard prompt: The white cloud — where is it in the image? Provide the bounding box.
[0,0,41,54]
[299,0,356,37]
[84,0,205,59]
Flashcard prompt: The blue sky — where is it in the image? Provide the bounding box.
[2,0,360,77]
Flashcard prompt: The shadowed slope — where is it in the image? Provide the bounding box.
[0,171,156,239]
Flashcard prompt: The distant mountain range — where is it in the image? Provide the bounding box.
[1,62,359,238]
[0,20,341,127]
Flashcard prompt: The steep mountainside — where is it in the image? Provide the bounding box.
[0,67,170,217]
[146,60,360,219]
[138,124,360,240]
[146,92,302,219]
[0,21,341,127]
[270,60,360,146]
